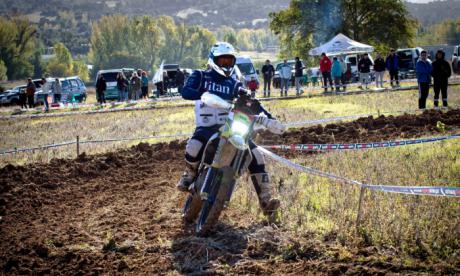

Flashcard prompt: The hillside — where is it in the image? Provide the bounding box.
[406,0,460,26]
[0,0,290,29]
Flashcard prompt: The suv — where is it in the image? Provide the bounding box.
[1,79,42,106]
[235,56,259,85]
[452,45,460,74]
[272,60,306,88]
[396,47,431,79]
[35,76,87,104]
[96,68,134,100]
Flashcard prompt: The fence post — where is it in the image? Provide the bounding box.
[356,185,366,231]
[76,136,80,156]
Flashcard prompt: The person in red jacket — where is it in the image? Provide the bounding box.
[247,76,259,97]
[320,52,333,92]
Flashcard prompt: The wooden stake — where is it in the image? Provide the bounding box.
[76,136,80,156]
[356,185,366,231]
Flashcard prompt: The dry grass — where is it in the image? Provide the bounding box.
[231,139,460,263]
[2,86,460,166]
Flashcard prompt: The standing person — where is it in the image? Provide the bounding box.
[19,86,27,109]
[141,71,149,99]
[175,68,185,95]
[358,53,373,90]
[26,78,36,108]
[130,72,141,100]
[261,60,275,97]
[416,50,433,109]
[331,57,342,92]
[279,59,292,97]
[339,56,347,91]
[247,76,259,97]
[431,49,451,108]
[116,72,127,102]
[386,48,400,87]
[294,57,304,96]
[52,78,62,103]
[41,77,50,112]
[96,74,107,104]
[373,53,386,88]
[319,52,333,92]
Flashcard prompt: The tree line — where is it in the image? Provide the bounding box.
[269,0,417,63]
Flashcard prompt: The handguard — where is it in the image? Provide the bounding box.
[256,116,286,135]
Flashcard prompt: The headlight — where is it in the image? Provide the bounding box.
[231,120,249,136]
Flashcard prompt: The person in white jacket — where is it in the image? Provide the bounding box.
[279,60,292,97]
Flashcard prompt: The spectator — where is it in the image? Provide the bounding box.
[386,48,400,87]
[26,78,36,108]
[116,72,127,102]
[319,52,333,92]
[175,68,185,95]
[279,60,292,97]
[41,77,50,112]
[331,57,342,92]
[312,70,320,87]
[431,49,451,108]
[261,59,275,97]
[96,74,107,104]
[416,50,432,109]
[141,71,149,99]
[294,57,304,96]
[130,72,141,100]
[19,86,27,109]
[52,78,62,103]
[373,53,386,88]
[358,53,373,90]
[247,76,259,97]
[339,56,347,91]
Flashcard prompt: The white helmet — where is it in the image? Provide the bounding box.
[208,42,237,77]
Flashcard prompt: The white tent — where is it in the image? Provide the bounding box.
[309,33,374,56]
[152,60,164,84]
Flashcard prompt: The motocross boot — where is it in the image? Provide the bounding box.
[176,161,199,192]
[251,173,281,219]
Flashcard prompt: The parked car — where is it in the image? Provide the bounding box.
[272,59,306,88]
[395,47,431,79]
[1,79,42,106]
[95,68,134,100]
[235,56,259,85]
[35,76,87,104]
[452,45,460,74]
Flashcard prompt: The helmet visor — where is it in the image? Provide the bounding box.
[215,55,235,68]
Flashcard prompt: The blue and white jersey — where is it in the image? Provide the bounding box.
[182,69,242,127]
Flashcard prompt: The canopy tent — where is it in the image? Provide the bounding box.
[152,60,165,84]
[309,33,374,56]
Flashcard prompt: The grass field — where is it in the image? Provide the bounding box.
[1,86,460,166]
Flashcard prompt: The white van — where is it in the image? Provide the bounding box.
[235,56,259,85]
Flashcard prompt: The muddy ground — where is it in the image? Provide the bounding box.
[1,109,460,275]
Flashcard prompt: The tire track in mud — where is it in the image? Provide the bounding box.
[1,109,460,274]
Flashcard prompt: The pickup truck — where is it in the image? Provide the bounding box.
[452,45,460,74]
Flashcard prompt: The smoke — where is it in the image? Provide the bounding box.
[312,0,343,45]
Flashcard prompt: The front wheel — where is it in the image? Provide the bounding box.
[195,168,234,236]
[183,193,202,223]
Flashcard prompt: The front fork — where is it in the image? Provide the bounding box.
[200,138,247,204]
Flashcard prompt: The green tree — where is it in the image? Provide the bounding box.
[270,0,416,60]
[47,42,74,76]
[0,60,7,81]
[416,17,460,45]
[0,17,36,80]
[89,15,215,74]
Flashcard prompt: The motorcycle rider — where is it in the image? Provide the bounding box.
[177,42,283,217]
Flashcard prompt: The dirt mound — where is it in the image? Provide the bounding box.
[1,111,459,274]
[261,109,460,147]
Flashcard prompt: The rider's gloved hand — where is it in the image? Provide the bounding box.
[256,116,286,135]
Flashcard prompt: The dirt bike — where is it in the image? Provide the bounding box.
[182,88,283,235]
